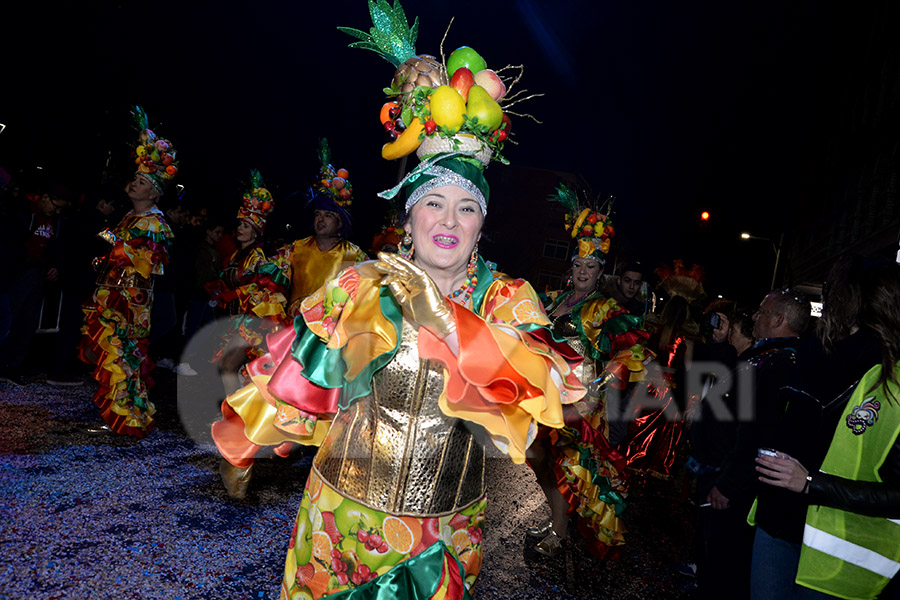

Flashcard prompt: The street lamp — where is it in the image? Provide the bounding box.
[740,232,784,289]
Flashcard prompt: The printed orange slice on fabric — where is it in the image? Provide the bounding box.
[383,516,419,554]
[308,477,323,503]
[511,299,544,325]
[460,545,481,576]
[450,529,473,555]
[311,531,333,565]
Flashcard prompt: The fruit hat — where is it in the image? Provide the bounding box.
[377,152,489,215]
[131,105,178,195]
[547,183,615,265]
[655,260,706,301]
[340,0,538,166]
[370,224,405,255]
[306,138,353,238]
[236,169,275,234]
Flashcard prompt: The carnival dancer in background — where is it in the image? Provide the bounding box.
[276,139,366,315]
[79,106,177,438]
[530,184,652,557]
[207,170,290,395]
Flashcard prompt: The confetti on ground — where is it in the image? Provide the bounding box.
[0,368,699,599]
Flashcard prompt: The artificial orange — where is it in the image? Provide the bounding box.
[379,102,398,125]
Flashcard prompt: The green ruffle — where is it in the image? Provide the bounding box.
[468,255,496,311]
[563,427,628,516]
[123,226,172,245]
[257,261,290,287]
[289,285,403,408]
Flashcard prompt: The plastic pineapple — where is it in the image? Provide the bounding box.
[338,0,447,94]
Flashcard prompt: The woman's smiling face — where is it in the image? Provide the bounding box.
[571,257,603,294]
[407,184,484,278]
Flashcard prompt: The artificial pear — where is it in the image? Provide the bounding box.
[465,85,503,132]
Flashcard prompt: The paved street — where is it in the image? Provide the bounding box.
[1,365,699,600]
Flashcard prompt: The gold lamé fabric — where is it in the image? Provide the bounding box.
[95,262,152,290]
[552,312,601,419]
[314,321,485,516]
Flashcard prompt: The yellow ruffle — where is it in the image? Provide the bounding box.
[228,374,330,447]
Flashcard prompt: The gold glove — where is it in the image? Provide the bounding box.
[97,229,119,245]
[373,252,456,338]
[589,370,617,394]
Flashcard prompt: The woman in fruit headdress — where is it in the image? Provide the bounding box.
[79,106,177,438]
[211,150,585,598]
[527,184,653,557]
[206,170,291,394]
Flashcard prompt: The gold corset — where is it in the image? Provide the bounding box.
[551,311,597,388]
[314,321,486,516]
[95,262,153,291]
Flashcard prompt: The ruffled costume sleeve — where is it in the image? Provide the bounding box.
[213,257,586,468]
[417,261,587,463]
[216,248,290,324]
[576,296,653,389]
[107,207,173,278]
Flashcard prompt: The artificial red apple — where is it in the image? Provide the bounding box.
[450,67,475,102]
[500,113,512,135]
[473,69,507,101]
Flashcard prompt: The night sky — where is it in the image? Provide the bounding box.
[3,0,855,299]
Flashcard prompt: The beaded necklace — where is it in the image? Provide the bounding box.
[448,254,479,304]
[563,290,590,308]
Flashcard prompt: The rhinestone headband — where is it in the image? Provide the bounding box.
[572,253,606,265]
[404,166,487,216]
[137,172,165,196]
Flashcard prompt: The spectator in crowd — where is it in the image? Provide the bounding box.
[150,199,190,371]
[610,261,646,315]
[751,256,884,599]
[48,188,126,386]
[686,306,757,599]
[183,216,225,344]
[0,184,69,385]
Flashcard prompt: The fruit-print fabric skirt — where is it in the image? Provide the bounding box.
[281,467,484,600]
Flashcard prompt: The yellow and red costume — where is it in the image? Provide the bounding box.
[207,170,290,361]
[542,289,651,557]
[80,206,173,438]
[213,257,585,599]
[207,246,290,362]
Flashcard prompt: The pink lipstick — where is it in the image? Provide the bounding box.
[432,234,459,249]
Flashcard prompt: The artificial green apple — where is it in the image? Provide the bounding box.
[447,46,487,78]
